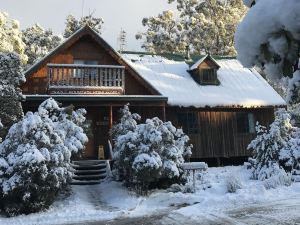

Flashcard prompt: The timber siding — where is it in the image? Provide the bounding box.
[166,107,274,159]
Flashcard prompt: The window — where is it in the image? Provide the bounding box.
[177,112,200,134]
[237,112,255,134]
[73,59,98,78]
[200,68,217,85]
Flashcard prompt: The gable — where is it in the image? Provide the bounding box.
[23,26,159,95]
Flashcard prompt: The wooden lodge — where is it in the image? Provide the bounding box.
[23,26,286,164]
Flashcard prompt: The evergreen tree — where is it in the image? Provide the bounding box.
[137,0,246,55]
[0,52,25,140]
[0,12,27,64]
[64,14,104,38]
[22,24,62,67]
[0,98,88,216]
[112,106,192,193]
[248,109,292,180]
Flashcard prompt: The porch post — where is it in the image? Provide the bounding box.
[162,103,166,122]
[108,105,113,160]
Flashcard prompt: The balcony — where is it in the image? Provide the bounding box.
[47,64,125,95]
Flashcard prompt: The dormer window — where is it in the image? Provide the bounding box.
[189,54,221,86]
[200,68,218,85]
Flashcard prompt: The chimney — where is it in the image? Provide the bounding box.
[185,45,191,60]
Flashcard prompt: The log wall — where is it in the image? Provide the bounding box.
[166,107,275,159]
[22,35,152,95]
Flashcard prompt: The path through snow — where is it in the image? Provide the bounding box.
[76,196,300,225]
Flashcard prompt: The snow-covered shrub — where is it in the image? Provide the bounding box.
[111,104,141,181]
[112,105,192,193]
[0,52,25,140]
[0,98,88,216]
[279,127,300,182]
[248,109,292,181]
[263,164,292,189]
[225,174,242,193]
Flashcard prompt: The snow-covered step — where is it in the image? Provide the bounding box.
[71,159,111,185]
[71,180,101,185]
[74,168,106,175]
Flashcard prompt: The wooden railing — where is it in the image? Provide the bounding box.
[47,64,125,89]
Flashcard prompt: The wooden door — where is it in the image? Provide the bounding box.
[94,107,110,159]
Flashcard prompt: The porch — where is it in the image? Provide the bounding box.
[23,95,168,160]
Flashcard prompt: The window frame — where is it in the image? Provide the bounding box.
[199,68,218,85]
[177,112,200,134]
[236,112,256,134]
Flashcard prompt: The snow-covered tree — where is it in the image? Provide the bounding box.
[112,105,192,192]
[0,53,25,140]
[138,0,247,55]
[64,14,104,38]
[111,104,141,182]
[0,98,88,216]
[0,12,27,64]
[22,24,62,67]
[136,10,186,53]
[248,109,292,181]
[235,0,300,105]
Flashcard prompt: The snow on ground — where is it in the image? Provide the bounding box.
[2,166,300,225]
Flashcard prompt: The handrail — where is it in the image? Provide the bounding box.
[47,63,125,69]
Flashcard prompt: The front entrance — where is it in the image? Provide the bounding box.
[83,107,113,159]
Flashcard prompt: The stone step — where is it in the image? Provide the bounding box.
[71,180,101,185]
[71,164,106,170]
[74,168,106,175]
[72,174,106,181]
[72,160,106,166]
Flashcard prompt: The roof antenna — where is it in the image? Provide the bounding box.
[81,0,85,18]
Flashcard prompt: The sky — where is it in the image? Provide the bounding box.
[1,0,176,51]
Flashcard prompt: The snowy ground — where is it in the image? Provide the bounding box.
[1,166,300,225]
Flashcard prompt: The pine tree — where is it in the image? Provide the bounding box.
[64,14,104,38]
[22,24,62,67]
[248,109,292,180]
[0,52,25,140]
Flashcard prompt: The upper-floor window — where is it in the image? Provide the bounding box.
[73,59,98,78]
[237,112,255,134]
[200,68,218,85]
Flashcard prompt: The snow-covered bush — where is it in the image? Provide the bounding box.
[0,98,88,216]
[112,105,192,193]
[111,104,141,181]
[263,165,291,189]
[248,109,292,181]
[225,174,242,193]
[0,52,25,140]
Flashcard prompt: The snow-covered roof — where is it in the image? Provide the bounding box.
[190,54,220,71]
[123,54,286,108]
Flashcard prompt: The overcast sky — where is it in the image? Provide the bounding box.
[2,0,176,51]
